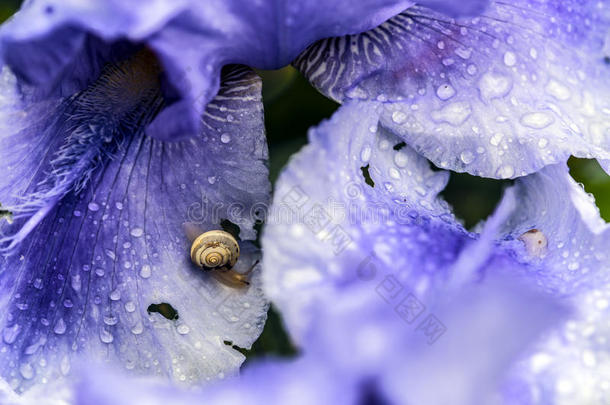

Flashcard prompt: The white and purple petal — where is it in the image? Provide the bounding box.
[262,101,470,341]
[295,0,610,178]
[0,65,269,393]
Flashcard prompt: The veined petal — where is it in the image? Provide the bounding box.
[295,0,610,178]
[0,66,270,393]
[1,0,414,141]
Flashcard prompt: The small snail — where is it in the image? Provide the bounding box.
[518,228,548,258]
[184,223,254,288]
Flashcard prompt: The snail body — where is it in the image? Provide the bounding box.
[186,226,253,288]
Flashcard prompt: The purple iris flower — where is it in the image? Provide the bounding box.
[0,0,608,403]
[262,101,610,404]
[0,0,440,394]
[33,100,609,405]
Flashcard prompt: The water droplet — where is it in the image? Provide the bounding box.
[394,152,409,168]
[455,47,472,59]
[360,145,372,162]
[538,138,549,148]
[177,324,190,335]
[391,111,408,124]
[130,228,144,238]
[467,64,477,75]
[545,80,571,101]
[71,275,81,292]
[478,72,512,100]
[19,363,34,380]
[520,112,554,129]
[125,302,136,313]
[345,86,369,99]
[54,318,66,335]
[131,322,144,335]
[460,150,475,164]
[496,164,515,179]
[105,249,116,261]
[207,176,216,184]
[226,114,234,122]
[220,133,231,143]
[100,329,114,343]
[436,84,456,100]
[140,265,151,279]
[73,210,82,217]
[95,268,105,277]
[60,356,71,376]
[109,289,121,301]
[3,324,21,344]
[88,202,100,212]
[115,202,124,210]
[103,316,118,326]
[490,133,503,146]
[431,102,472,126]
[503,51,517,66]
[33,278,43,290]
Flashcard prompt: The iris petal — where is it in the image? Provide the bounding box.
[1,0,414,141]
[70,278,564,405]
[295,0,610,178]
[499,164,610,293]
[0,66,269,393]
[496,166,610,403]
[262,101,470,340]
[262,101,575,403]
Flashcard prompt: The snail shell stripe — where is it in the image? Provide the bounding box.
[190,230,239,269]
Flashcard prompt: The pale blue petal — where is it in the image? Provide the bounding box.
[262,101,468,341]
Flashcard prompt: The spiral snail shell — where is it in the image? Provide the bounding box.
[185,224,252,288]
[190,230,239,270]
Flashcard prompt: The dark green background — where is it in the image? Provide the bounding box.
[2,2,609,361]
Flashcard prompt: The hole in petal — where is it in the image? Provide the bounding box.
[220,219,241,241]
[253,219,264,248]
[147,303,179,321]
[568,157,610,222]
[393,142,406,151]
[0,203,12,223]
[361,164,375,188]
[223,340,248,356]
[440,172,509,229]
